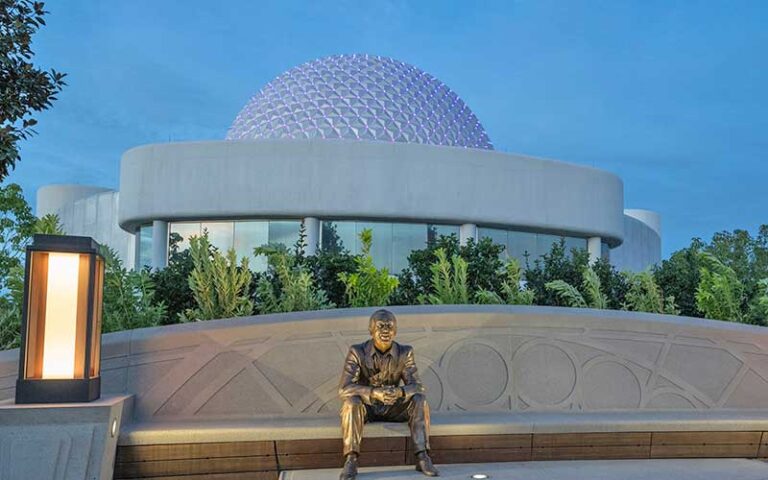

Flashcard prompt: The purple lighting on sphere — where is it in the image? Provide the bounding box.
[226,54,493,150]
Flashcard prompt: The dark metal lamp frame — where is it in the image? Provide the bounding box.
[15,235,104,404]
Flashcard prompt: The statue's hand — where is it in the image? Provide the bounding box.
[371,387,389,404]
[372,387,400,405]
[382,386,401,405]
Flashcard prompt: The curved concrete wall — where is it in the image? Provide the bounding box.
[3,306,768,423]
[37,184,113,217]
[611,211,662,272]
[37,187,136,268]
[118,140,626,246]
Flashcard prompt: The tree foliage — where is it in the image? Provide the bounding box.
[653,241,703,317]
[0,189,64,348]
[254,244,333,314]
[419,248,469,305]
[338,228,398,307]
[183,235,253,321]
[1,0,66,179]
[0,183,35,293]
[476,258,534,305]
[545,267,608,309]
[695,252,746,323]
[150,232,195,324]
[101,246,166,333]
[525,240,591,306]
[0,263,23,349]
[623,270,679,315]
[394,235,505,305]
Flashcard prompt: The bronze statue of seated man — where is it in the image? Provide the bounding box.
[338,308,439,479]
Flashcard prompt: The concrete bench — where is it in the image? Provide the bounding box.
[114,410,768,480]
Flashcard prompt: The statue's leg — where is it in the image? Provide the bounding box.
[407,393,431,454]
[340,396,367,456]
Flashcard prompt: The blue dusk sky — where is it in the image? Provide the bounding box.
[8,0,767,258]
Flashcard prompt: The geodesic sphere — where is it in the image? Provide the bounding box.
[226,54,493,150]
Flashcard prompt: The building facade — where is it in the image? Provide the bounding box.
[37,54,661,273]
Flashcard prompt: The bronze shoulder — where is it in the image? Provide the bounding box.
[349,341,369,356]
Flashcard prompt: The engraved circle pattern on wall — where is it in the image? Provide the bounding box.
[227,54,493,150]
[514,342,577,406]
[446,341,508,406]
[582,359,642,409]
[417,356,444,410]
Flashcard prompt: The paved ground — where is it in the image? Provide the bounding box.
[280,459,768,480]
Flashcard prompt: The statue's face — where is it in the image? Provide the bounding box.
[370,316,397,350]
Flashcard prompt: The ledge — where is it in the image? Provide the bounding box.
[118,410,768,445]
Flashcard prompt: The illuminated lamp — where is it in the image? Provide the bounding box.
[15,235,104,403]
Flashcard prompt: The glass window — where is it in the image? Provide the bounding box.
[234,221,269,272]
[564,236,588,258]
[169,222,200,253]
[478,227,509,259]
[536,234,561,258]
[137,224,153,269]
[427,224,460,244]
[357,222,393,271]
[201,221,234,253]
[268,220,301,247]
[321,220,357,254]
[393,223,427,274]
[507,231,537,265]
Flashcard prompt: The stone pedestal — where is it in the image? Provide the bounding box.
[0,394,132,480]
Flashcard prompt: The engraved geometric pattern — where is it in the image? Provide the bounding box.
[226,54,493,150]
[3,307,768,421]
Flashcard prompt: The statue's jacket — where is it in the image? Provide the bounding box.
[338,340,426,405]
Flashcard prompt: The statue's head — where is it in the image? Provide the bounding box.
[369,309,397,351]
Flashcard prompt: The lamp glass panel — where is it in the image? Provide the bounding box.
[41,252,80,379]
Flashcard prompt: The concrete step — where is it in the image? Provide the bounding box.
[280,459,768,480]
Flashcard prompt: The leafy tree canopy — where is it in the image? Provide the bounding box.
[1,0,66,179]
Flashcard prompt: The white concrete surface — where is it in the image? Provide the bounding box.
[588,236,601,263]
[37,186,136,268]
[280,459,768,480]
[118,140,626,245]
[304,216,320,255]
[460,223,477,245]
[151,219,168,269]
[115,409,768,445]
[3,305,768,424]
[0,395,132,480]
[612,212,662,272]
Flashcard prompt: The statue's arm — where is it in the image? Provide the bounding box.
[338,347,373,404]
[400,346,426,400]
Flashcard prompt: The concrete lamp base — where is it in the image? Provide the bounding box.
[0,394,131,480]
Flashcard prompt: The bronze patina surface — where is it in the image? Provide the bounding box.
[338,309,439,479]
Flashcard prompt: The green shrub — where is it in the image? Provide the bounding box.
[0,265,23,349]
[545,266,607,309]
[182,235,253,321]
[338,229,398,307]
[101,246,166,332]
[151,233,195,324]
[255,244,334,313]
[419,248,469,305]
[696,252,745,322]
[476,258,534,305]
[524,240,590,306]
[623,270,678,315]
[393,234,505,304]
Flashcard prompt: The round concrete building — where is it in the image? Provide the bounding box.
[38,54,661,273]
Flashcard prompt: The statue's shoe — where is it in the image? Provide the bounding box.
[339,455,358,480]
[415,452,440,476]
